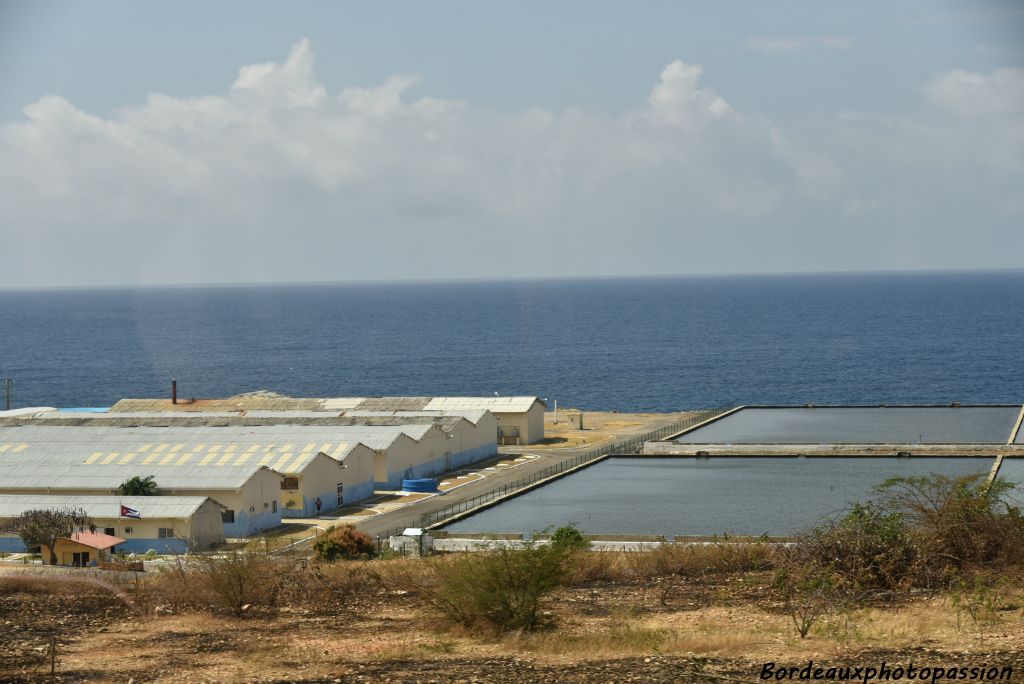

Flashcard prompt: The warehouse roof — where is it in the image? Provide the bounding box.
[341,409,492,425]
[10,411,488,435]
[0,494,217,519]
[0,462,278,491]
[0,424,430,489]
[109,394,544,414]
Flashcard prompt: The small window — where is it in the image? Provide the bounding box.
[158,528,175,539]
[281,476,299,490]
[124,527,133,534]
[271,500,278,513]
[222,509,235,524]
[103,527,115,536]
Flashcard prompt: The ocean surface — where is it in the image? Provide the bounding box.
[443,457,1020,537]
[1,271,1022,411]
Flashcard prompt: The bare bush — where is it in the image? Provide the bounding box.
[188,548,302,615]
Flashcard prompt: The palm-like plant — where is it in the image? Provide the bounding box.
[117,475,158,496]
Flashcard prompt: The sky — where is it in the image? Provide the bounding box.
[1,0,1022,288]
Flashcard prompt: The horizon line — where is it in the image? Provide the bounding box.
[2,266,1023,293]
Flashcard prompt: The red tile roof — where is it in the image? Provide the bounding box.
[66,530,126,550]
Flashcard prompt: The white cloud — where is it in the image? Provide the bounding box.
[747,35,854,54]
[0,39,1020,287]
[642,61,733,128]
[925,67,1024,118]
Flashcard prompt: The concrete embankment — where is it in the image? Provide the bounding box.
[642,442,1024,457]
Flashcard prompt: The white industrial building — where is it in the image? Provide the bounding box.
[0,425,379,534]
[108,394,547,444]
[0,494,225,553]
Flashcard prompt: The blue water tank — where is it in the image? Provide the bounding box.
[402,478,439,493]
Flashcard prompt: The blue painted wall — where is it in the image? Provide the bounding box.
[452,443,498,469]
[115,538,189,554]
[0,536,189,554]
[0,536,26,552]
[224,507,281,537]
[377,443,497,489]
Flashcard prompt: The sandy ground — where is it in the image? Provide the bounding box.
[532,411,692,450]
[3,567,1022,683]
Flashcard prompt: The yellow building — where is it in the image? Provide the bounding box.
[44,530,124,566]
[0,494,225,554]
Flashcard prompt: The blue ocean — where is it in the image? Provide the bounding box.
[1,271,1022,411]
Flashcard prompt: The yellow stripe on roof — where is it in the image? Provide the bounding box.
[159,451,178,465]
[189,443,206,452]
[175,452,194,466]
[13,444,28,453]
[273,454,294,471]
[101,452,120,465]
[319,442,332,453]
[137,444,152,453]
[332,443,350,457]
[143,443,168,464]
[216,451,236,466]
[85,452,103,464]
[245,444,260,453]
[302,443,316,452]
[0,444,12,453]
[280,444,294,452]
[170,444,184,453]
[234,452,253,466]
[198,451,218,466]
[119,453,137,464]
[287,455,310,472]
[208,444,222,453]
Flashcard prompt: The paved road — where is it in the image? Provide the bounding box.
[353,415,689,539]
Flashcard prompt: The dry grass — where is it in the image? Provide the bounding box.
[562,543,776,585]
[5,556,1023,683]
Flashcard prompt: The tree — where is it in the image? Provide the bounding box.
[118,475,158,496]
[10,508,92,565]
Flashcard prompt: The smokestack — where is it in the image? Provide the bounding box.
[171,378,177,405]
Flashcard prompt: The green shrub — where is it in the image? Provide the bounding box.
[875,474,1024,581]
[786,503,917,593]
[416,543,569,631]
[550,524,590,552]
[313,524,376,561]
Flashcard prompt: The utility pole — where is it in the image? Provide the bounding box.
[3,378,11,411]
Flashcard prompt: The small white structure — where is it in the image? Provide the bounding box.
[389,527,434,556]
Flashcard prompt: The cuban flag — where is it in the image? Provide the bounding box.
[120,505,142,519]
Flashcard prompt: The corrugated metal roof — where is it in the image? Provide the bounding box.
[0,462,276,491]
[342,409,491,425]
[108,394,543,414]
[1,414,465,435]
[0,494,214,519]
[423,397,543,412]
[110,397,328,412]
[0,424,437,491]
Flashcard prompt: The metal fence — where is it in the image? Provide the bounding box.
[377,406,733,539]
